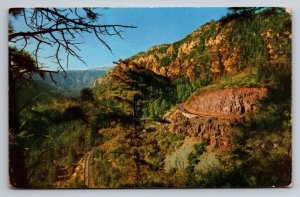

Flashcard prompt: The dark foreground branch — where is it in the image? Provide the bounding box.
[9,8,137,71]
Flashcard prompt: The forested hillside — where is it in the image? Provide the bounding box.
[10,8,291,188]
[92,8,291,187]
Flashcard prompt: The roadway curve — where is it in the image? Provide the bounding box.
[84,151,93,187]
[178,104,244,119]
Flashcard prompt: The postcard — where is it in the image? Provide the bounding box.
[8,7,292,188]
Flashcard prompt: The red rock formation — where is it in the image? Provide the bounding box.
[165,87,267,148]
[185,87,267,116]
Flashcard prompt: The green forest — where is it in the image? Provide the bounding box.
[9,8,291,188]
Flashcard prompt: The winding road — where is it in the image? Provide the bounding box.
[178,104,244,119]
[84,150,93,187]
[81,105,242,187]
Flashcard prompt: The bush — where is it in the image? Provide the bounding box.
[161,56,171,66]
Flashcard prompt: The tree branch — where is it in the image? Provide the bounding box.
[9,8,137,73]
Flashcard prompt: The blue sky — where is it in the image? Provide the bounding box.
[11,8,228,70]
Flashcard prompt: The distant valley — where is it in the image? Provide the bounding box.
[33,69,109,96]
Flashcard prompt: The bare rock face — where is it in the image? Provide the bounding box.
[166,110,238,147]
[177,40,199,57]
[185,87,267,116]
[165,87,267,147]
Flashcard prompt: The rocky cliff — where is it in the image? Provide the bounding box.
[108,11,291,82]
[96,9,291,88]
[185,87,267,116]
[164,87,267,147]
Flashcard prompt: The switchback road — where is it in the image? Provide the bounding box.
[178,104,244,119]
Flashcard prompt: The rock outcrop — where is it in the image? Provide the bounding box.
[165,87,267,147]
[185,87,267,116]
